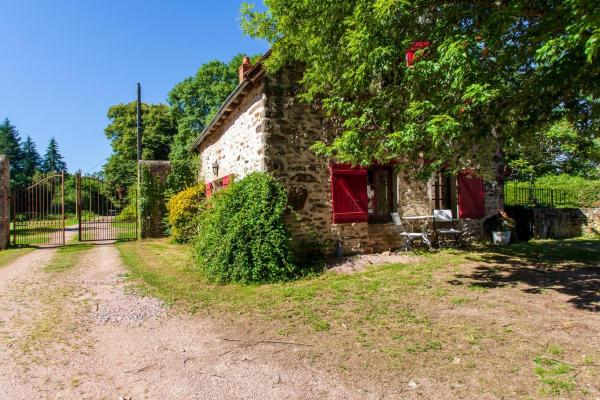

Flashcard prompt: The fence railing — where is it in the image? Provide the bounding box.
[504,182,577,208]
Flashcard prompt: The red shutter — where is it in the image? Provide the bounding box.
[458,171,485,219]
[330,164,368,224]
[205,182,212,197]
[406,41,430,67]
[222,175,230,188]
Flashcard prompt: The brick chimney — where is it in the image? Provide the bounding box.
[238,56,252,83]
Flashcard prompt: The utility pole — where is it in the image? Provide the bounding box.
[136,82,142,162]
[136,83,143,239]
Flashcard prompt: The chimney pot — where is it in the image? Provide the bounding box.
[239,56,252,83]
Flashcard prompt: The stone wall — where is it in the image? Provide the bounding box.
[583,208,600,236]
[532,207,600,239]
[139,160,170,239]
[198,66,503,254]
[0,156,9,249]
[261,68,502,254]
[197,83,267,183]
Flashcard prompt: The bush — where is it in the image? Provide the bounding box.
[506,174,600,208]
[117,202,137,222]
[193,172,296,283]
[166,184,205,243]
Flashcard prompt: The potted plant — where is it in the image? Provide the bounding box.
[492,212,515,245]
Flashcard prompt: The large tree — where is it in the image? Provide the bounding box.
[167,54,251,161]
[0,118,26,186]
[41,137,67,173]
[241,1,600,180]
[21,135,42,181]
[102,102,177,190]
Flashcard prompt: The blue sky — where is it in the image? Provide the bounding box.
[0,0,268,173]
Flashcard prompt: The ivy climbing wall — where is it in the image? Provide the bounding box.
[138,160,171,239]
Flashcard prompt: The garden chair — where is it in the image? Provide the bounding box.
[432,209,462,248]
[391,212,432,251]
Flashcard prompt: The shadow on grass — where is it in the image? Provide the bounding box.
[449,238,600,312]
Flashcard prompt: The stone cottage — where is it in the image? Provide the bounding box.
[190,51,503,253]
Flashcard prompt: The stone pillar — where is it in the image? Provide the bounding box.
[138,160,171,239]
[0,156,9,249]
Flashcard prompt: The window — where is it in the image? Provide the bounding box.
[432,172,457,214]
[330,164,369,224]
[406,41,431,67]
[331,164,395,224]
[205,175,232,197]
[431,171,485,219]
[368,167,394,222]
[457,171,485,218]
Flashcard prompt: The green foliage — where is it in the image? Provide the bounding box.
[138,164,168,237]
[0,118,26,186]
[166,184,204,243]
[507,174,600,207]
[41,137,67,173]
[102,102,177,193]
[242,1,600,179]
[165,157,198,199]
[21,136,42,181]
[193,172,296,283]
[116,186,138,223]
[167,54,257,161]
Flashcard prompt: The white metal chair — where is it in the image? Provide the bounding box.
[391,212,432,251]
[433,209,462,247]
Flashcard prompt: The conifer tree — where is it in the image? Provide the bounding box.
[41,137,67,173]
[0,118,26,186]
[21,135,42,180]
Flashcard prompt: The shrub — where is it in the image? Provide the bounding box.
[117,202,137,222]
[193,172,296,283]
[166,184,205,243]
[506,174,600,208]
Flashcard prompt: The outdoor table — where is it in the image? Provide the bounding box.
[401,215,434,233]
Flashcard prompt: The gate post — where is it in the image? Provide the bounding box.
[76,172,81,240]
[0,156,9,249]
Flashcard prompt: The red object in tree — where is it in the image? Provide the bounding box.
[222,175,230,188]
[406,41,431,67]
[330,164,369,224]
[205,182,213,197]
[458,171,485,219]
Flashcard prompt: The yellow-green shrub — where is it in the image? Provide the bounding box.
[166,184,205,243]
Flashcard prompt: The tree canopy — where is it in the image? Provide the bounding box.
[241,0,600,179]
[167,54,253,161]
[102,102,177,191]
[41,137,67,173]
[0,119,26,186]
[21,135,42,180]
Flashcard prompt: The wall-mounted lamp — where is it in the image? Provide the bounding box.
[212,160,219,177]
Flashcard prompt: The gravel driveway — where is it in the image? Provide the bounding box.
[0,244,368,400]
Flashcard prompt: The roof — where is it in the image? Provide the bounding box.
[189,49,272,152]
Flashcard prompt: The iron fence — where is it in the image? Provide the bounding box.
[504,182,576,208]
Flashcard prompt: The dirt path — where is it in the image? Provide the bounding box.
[0,244,369,400]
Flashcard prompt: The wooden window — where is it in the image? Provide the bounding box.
[205,174,234,197]
[457,171,485,218]
[330,164,369,223]
[432,172,456,213]
[406,41,431,67]
[368,167,394,222]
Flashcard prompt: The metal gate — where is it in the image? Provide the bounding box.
[76,173,137,241]
[11,173,65,246]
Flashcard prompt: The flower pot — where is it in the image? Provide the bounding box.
[492,231,511,245]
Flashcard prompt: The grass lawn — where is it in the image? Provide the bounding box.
[117,238,600,398]
[0,247,35,268]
